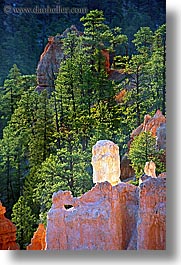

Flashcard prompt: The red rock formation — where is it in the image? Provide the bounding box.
[142,110,166,136]
[0,202,19,250]
[46,176,166,250]
[115,89,126,103]
[36,35,64,93]
[128,110,166,149]
[137,176,166,250]
[45,136,166,250]
[36,25,81,93]
[46,182,139,250]
[27,224,46,250]
[36,26,111,93]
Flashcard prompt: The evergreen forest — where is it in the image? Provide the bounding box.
[0,0,166,249]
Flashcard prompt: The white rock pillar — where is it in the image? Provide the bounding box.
[91,140,121,186]
[144,161,156,177]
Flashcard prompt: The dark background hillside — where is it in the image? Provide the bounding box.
[0,0,165,85]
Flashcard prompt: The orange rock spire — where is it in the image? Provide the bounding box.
[0,201,19,250]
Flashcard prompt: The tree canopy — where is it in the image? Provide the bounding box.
[0,6,166,249]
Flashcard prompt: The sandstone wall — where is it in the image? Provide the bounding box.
[137,176,166,250]
[46,176,166,250]
[46,182,139,250]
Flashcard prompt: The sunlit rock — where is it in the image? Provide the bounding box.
[144,161,156,178]
[91,140,121,185]
[0,201,19,250]
[27,223,46,250]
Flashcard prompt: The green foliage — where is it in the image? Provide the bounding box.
[0,7,166,248]
[129,132,166,181]
[11,196,37,249]
[80,10,111,50]
[0,65,36,136]
[0,0,165,85]
[34,143,92,225]
[118,24,166,134]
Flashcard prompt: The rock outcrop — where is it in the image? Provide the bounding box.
[46,140,166,250]
[91,140,121,185]
[46,175,166,250]
[128,110,166,150]
[156,122,166,150]
[137,176,166,250]
[46,181,139,250]
[122,109,166,180]
[27,224,46,250]
[144,161,156,178]
[46,139,166,250]
[36,26,111,93]
[101,49,110,73]
[0,202,19,250]
[36,25,80,93]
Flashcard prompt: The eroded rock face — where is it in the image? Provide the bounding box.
[27,224,46,250]
[46,182,139,250]
[128,110,166,150]
[0,202,19,250]
[46,175,166,250]
[101,49,110,73]
[36,25,110,94]
[91,140,121,185]
[36,25,80,93]
[137,176,166,250]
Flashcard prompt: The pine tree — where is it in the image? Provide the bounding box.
[129,131,166,183]
[109,27,128,68]
[11,196,37,249]
[150,24,166,115]
[34,137,92,225]
[119,26,166,133]
[0,67,36,137]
